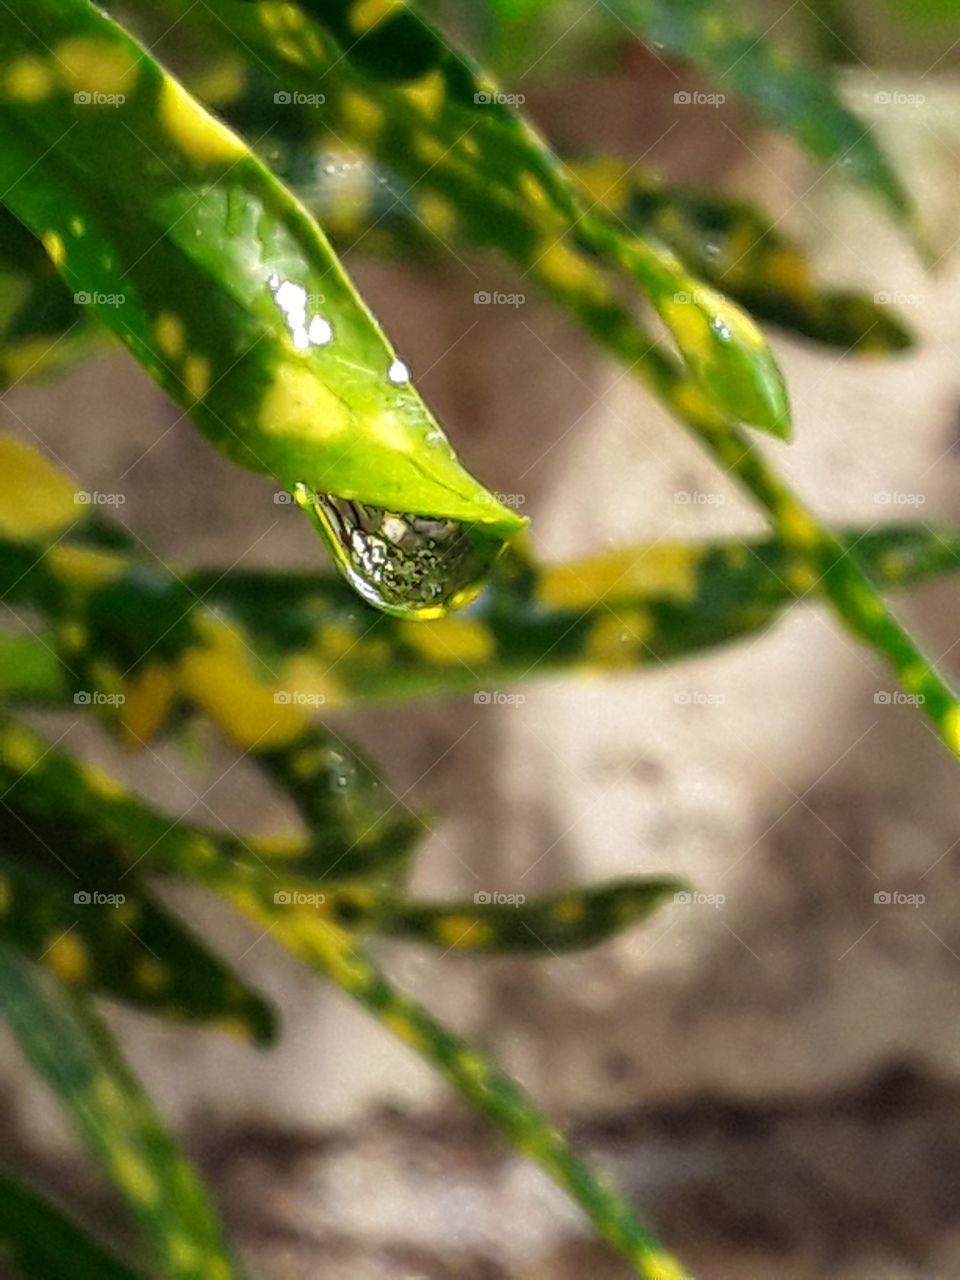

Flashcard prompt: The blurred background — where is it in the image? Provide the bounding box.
[3,3,960,1277]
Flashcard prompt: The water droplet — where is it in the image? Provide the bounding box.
[711,316,732,340]
[296,491,506,618]
[387,358,410,385]
[704,241,722,260]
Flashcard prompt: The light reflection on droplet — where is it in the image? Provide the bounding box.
[308,316,333,345]
[387,358,409,384]
[296,492,506,619]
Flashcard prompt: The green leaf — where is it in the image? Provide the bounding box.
[0,1169,140,1280]
[0,810,276,1042]
[605,0,925,249]
[374,876,686,952]
[140,0,790,437]
[0,0,524,619]
[0,944,241,1280]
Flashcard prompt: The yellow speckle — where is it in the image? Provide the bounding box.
[159,75,246,165]
[0,436,79,541]
[179,620,307,748]
[400,617,494,666]
[584,611,652,666]
[553,897,585,924]
[111,1150,159,1207]
[435,915,493,948]
[135,959,167,993]
[382,1008,425,1048]
[571,158,628,211]
[0,875,10,914]
[519,172,552,210]
[69,216,85,236]
[352,0,405,32]
[418,191,457,238]
[153,312,184,361]
[41,233,65,269]
[413,133,447,166]
[402,68,445,119]
[49,544,127,588]
[121,663,176,744]
[777,505,821,549]
[541,544,699,608]
[534,241,607,303]
[45,932,89,984]
[1,338,66,385]
[672,382,722,428]
[213,1016,255,1042]
[942,706,960,755]
[189,55,247,107]
[339,89,385,139]
[1,726,42,773]
[766,247,813,301]
[83,764,126,800]
[321,622,359,661]
[169,1237,202,1272]
[259,366,349,442]
[456,1050,490,1090]
[785,560,819,595]
[646,1252,693,1280]
[183,354,211,401]
[56,38,140,97]
[6,57,54,102]
[59,621,87,652]
[253,833,308,861]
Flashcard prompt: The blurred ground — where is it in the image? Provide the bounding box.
[2,53,960,1280]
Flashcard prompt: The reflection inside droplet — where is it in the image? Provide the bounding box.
[711,317,732,340]
[387,358,409,384]
[296,489,506,618]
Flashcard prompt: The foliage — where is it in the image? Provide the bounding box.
[0,1,955,1277]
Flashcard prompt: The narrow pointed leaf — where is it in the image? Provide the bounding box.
[0,0,523,618]
[0,944,241,1280]
[142,0,790,436]
[0,1170,141,1280]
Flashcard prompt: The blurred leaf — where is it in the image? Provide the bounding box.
[571,162,913,353]
[0,1169,140,1280]
[0,0,523,620]
[0,945,241,1280]
[0,801,275,1042]
[373,876,686,952]
[0,205,98,391]
[2,442,958,724]
[605,0,925,249]
[144,0,790,437]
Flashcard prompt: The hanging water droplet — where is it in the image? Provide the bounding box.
[711,316,733,340]
[296,490,506,619]
[387,358,410,385]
